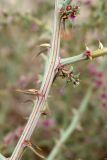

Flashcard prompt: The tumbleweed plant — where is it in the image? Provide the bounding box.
[0,0,107,160]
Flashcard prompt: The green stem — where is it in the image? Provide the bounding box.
[9,0,61,160]
[0,154,6,160]
[47,87,93,160]
[61,48,107,66]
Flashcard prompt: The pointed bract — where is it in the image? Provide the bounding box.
[85,44,90,51]
[99,41,104,49]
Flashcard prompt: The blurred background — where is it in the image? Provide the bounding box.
[0,0,107,159]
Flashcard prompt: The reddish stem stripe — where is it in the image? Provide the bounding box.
[11,3,60,160]
[10,2,61,160]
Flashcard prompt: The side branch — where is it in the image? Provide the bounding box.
[0,154,6,160]
[61,47,107,66]
[47,87,92,160]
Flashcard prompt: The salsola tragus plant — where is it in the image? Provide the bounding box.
[0,0,107,160]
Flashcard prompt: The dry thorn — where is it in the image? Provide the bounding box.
[36,43,51,57]
[16,89,44,97]
[40,43,51,48]
[99,41,104,49]
[23,140,45,159]
[84,44,92,60]
[41,102,51,116]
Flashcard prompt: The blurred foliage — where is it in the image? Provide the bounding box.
[0,0,107,159]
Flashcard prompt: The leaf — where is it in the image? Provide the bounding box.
[35,43,51,57]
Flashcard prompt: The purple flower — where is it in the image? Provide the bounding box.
[18,75,29,88]
[85,0,92,6]
[3,126,23,145]
[70,14,77,20]
[101,93,107,100]
[31,22,38,32]
[43,118,55,128]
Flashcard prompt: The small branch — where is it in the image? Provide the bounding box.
[0,12,50,32]
[61,47,107,66]
[47,86,93,160]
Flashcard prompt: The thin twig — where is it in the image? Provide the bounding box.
[61,47,107,66]
[47,86,93,160]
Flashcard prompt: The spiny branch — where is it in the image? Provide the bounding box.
[61,45,107,66]
[47,87,93,160]
[8,0,61,160]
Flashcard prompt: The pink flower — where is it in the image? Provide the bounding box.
[31,22,38,32]
[3,126,24,145]
[42,118,55,128]
[18,75,29,88]
[88,63,107,110]
[70,13,77,20]
[85,0,92,6]
[101,93,107,99]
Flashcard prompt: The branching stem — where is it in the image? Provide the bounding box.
[0,1,107,160]
[9,0,61,160]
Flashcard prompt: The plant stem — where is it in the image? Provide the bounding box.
[47,86,93,160]
[61,47,107,66]
[9,0,61,160]
[0,154,6,160]
[0,1,107,159]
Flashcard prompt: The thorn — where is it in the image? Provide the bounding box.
[41,102,50,116]
[88,55,92,60]
[24,140,45,159]
[99,41,104,49]
[85,44,90,51]
[84,44,92,60]
[40,43,51,48]
[16,89,39,96]
[35,43,51,57]
[16,89,45,98]
[41,110,51,117]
